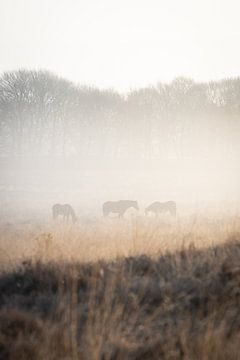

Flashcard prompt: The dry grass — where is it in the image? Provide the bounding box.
[1,214,240,267]
[0,215,240,359]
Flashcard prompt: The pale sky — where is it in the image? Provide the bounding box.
[0,0,240,91]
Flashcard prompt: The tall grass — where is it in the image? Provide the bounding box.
[1,214,239,267]
[0,215,240,359]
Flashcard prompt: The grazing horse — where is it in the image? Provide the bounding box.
[145,201,176,217]
[103,200,139,218]
[52,204,77,223]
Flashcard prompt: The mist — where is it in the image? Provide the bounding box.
[0,70,239,221]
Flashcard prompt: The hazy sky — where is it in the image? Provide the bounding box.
[0,0,240,91]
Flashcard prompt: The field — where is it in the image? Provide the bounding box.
[1,2,240,357]
[0,213,240,359]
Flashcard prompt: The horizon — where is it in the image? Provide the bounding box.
[1,68,240,94]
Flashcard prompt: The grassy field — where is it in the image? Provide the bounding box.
[1,213,240,266]
[0,215,240,359]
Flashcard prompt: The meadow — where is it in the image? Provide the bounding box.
[1,28,240,360]
[0,212,240,359]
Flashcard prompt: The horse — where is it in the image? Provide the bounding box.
[52,204,77,223]
[145,201,176,217]
[103,200,139,218]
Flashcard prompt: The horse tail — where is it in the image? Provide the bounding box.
[52,204,59,220]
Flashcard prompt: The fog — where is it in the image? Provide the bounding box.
[0,71,239,221]
[1,0,240,91]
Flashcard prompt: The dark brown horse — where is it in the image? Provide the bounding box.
[52,204,77,223]
[145,201,176,217]
[103,200,139,218]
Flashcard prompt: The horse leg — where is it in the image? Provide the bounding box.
[119,212,124,219]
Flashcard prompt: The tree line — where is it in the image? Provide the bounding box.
[0,69,240,160]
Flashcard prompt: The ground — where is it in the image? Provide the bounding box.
[0,214,240,359]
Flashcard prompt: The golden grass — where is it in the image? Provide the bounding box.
[0,214,240,359]
[1,213,240,269]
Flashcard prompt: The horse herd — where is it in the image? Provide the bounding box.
[52,200,177,223]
